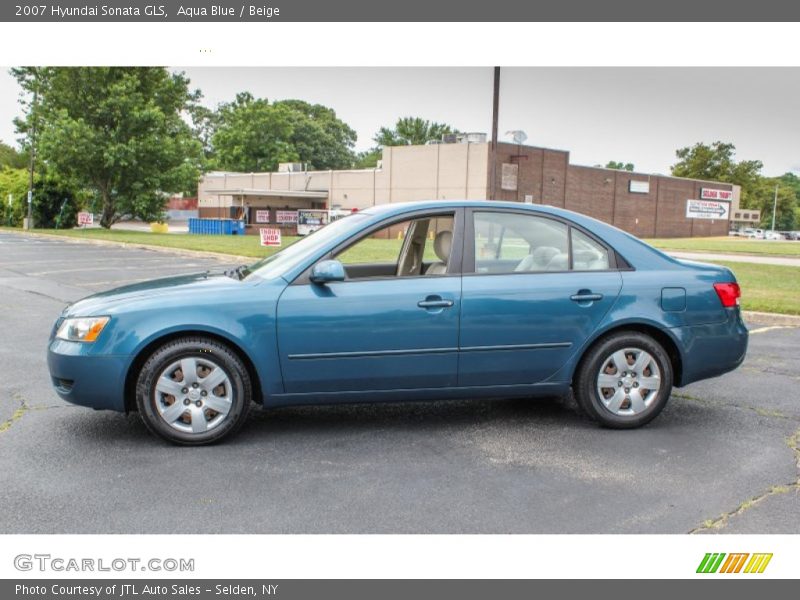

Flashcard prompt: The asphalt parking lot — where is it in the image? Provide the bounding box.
[0,230,798,534]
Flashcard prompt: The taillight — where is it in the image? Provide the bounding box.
[714,282,741,308]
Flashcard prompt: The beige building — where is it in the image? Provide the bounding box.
[198,139,736,238]
[199,142,489,227]
[728,188,762,230]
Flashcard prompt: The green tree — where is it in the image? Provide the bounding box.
[670,141,799,228]
[374,117,457,147]
[605,161,634,171]
[32,172,81,229]
[273,99,356,170]
[671,141,763,205]
[353,147,382,169]
[751,178,796,230]
[777,172,800,202]
[187,103,219,166]
[0,141,26,169]
[0,166,84,228]
[778,172,800,230]
[211,94,356,172]
[212,93,298,172]
[13,67,203,228]
[0,168,30,226]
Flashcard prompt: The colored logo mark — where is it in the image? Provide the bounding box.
[696,553,772,574]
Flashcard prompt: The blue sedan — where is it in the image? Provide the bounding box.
[48,200,748,444]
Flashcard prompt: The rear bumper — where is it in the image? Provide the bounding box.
[671,308,748,386]
[47,339,129,411]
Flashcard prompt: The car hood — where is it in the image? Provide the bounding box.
[63,271,255,317]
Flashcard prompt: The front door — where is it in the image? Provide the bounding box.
[276,211,463,395]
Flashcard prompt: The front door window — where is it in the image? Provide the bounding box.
[334,215,455,279]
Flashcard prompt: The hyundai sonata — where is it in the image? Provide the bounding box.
[48,200,748,444]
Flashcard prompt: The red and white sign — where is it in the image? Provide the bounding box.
[259,228,282,247]
[254,209,271,223]
[275,210,298,224]
[700,188,733,201]
[77,212,94,226]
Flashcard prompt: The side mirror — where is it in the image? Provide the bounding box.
[310,259,346,284]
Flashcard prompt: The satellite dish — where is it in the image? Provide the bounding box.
[506,130,527,145]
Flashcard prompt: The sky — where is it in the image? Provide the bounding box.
[1,67,797,176]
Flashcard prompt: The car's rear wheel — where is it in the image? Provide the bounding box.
[574,331,673,428]
[135,337,251,445]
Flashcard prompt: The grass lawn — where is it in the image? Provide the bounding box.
[709,261,800,315]
[14,227,436,264]
[645,236,800,257]
[21,227,287,258]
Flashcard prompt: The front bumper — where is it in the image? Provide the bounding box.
[671,308,749,387]
[47,339,130,411]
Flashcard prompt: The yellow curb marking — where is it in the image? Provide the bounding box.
[0,406,28,434]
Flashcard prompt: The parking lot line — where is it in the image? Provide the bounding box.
[749,325,792,335]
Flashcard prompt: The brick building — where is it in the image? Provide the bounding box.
[198,139,736,238]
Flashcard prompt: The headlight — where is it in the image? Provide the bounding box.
[55,317,110,343]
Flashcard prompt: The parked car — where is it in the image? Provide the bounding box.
[784,231,800,241]
[765,230,786,241]
[48,200,748,444]
[745,228,765,239]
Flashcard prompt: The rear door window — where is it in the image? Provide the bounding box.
[473,212,569,274]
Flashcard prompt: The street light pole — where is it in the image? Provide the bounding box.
[771,184,778,232]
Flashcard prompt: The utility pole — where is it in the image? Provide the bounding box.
[771,184,778,232]
[25,82,38,230]
[489,66,500,201]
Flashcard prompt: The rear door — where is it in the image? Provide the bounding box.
[458,209,623,387]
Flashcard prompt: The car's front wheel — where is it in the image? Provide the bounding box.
[135,337,252,445]
[574,331,673,428]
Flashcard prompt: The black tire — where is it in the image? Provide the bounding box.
[574,331,673,429]
[136,337,252,445]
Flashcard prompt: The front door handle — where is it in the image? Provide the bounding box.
[418,297,454,309]
[570,291,603,303]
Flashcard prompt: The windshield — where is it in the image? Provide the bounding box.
[244,213,370,280]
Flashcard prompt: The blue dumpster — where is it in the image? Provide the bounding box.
[188,218,246,235]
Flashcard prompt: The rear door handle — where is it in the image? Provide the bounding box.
[570,292,603,302]
[418,298,454,309]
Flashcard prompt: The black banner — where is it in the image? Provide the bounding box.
[3,0,800,22]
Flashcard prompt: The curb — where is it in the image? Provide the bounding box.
[742,311,800,327]
[0,228,254,264]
